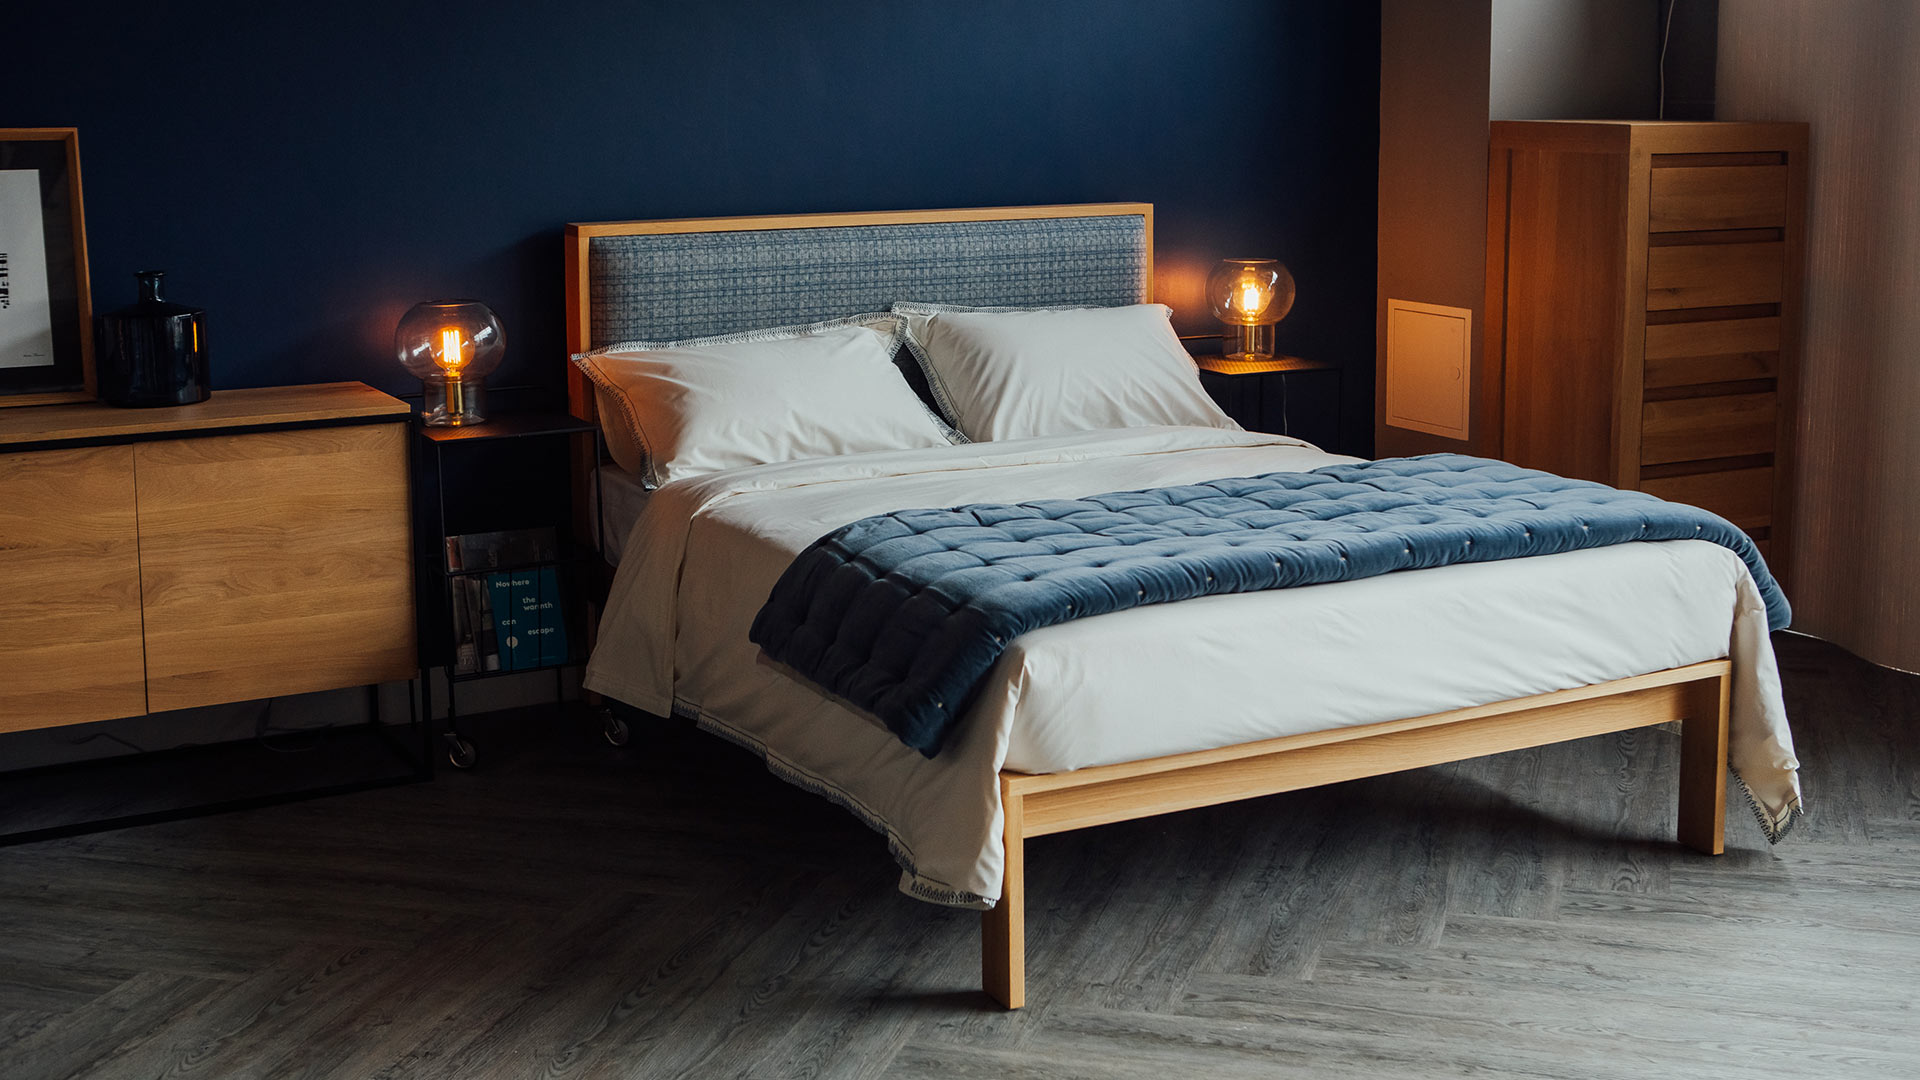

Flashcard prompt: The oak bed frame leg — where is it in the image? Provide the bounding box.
[1677,672,1731,855]
[983,780,1025,1009]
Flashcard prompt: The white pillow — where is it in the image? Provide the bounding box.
[573,315,964,487]
[894,302,1240,441]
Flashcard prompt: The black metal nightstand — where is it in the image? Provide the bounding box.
[1194,355,1344,454]
[412,411,611,769]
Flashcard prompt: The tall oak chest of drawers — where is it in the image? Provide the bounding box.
[0,382,417,733]
[1488,120,1806,580]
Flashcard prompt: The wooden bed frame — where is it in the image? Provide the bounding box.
[562,205,1732,1011]
[985,660,1729,1008]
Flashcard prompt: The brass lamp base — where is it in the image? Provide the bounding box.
[1224,323,1276,361]
[421,375,487,427]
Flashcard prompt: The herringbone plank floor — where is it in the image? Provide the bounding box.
[0,633,1913,1078]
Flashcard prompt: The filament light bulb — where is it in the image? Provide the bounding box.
[1236,279,1268,319]
[440,328,465,373]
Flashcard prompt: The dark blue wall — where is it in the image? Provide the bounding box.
[17,1,1378,444]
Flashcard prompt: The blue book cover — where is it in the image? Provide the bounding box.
[512,573,543,670]
[515,567,568,668]
[537,566,569,666]
[487,572,527,671]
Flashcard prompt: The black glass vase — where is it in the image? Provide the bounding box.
[97,270,210,407]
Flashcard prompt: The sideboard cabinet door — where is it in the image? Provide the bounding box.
[0,446,148,731]
[135,425,416,713]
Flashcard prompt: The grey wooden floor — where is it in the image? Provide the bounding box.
[1,633,1914,1079]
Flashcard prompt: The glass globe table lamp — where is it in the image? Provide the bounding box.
[396,300,505,426]
[1207,258,1296,361]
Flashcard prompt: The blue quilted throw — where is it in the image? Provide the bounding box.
[749,454,1790,757]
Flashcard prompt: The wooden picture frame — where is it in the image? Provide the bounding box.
[0,128,94,406]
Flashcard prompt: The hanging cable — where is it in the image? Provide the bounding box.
[1658,0,1679,119]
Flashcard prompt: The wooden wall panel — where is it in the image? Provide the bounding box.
[0,446,147,731]
[1377,0,1495,459]
[1720,2,1920,669]
[135,426,416,713]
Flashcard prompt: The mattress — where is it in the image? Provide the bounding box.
[584,426,1799,908]
[590,462,651,564]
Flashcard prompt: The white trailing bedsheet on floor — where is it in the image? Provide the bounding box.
[584,427,1801,907]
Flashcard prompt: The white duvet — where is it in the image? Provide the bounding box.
[584,427,1802,907]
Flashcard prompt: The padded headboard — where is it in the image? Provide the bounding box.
[562,203,1153,423]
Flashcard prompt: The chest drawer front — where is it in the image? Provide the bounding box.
[1641,466,1773,532]
[0,446,149,732]
[1641,392,1778,466]
[136,424,417,713]
[1649,166,1788,232]
[1646,242,1785,310]
[1644,317,1781,388]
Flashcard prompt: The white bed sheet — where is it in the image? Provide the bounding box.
[584,426,1800,907]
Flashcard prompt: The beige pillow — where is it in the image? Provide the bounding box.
[895,303,1239,441]
[574,315,964,487]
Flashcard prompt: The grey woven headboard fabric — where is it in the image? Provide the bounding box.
[587,214,1148,347]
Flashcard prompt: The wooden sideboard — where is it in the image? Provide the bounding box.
[0,383,418,733]
[1487,120,1806,578]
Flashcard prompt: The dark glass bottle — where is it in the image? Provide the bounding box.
[97,270,210,407]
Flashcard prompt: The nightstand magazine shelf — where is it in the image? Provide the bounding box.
[440,536,591,682]
[412,411,606,769]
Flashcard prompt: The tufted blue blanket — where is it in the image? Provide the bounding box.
[748,454,1790,757]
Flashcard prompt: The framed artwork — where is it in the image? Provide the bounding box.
[0,128,93,406]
